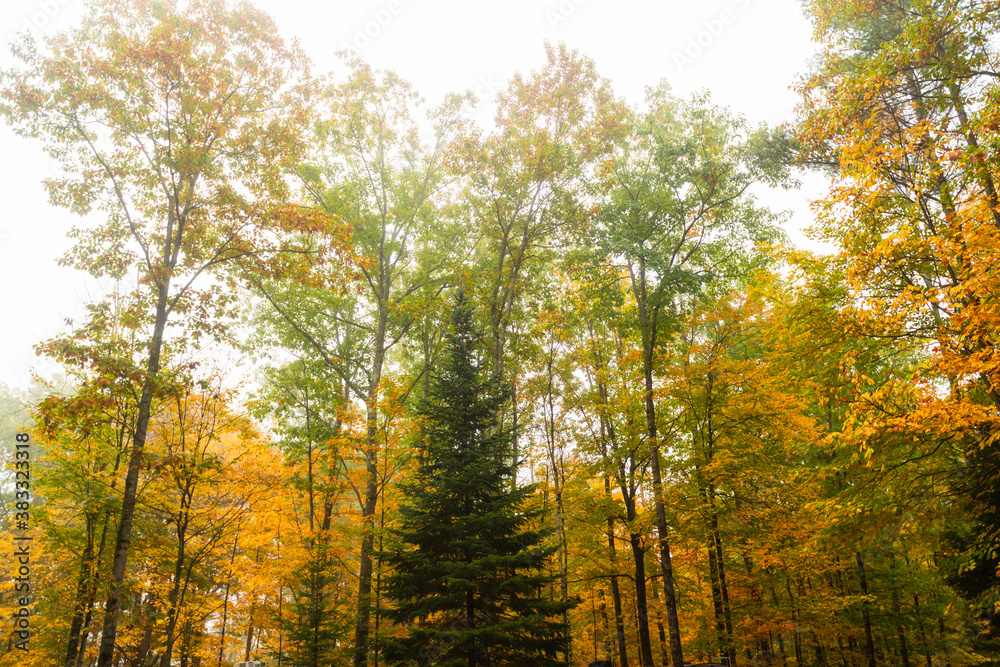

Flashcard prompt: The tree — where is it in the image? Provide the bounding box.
[249,359,357,667]
[30,295,144,667]
[0,1,326,664]
[664,283,819,665]
[254,54,468,665]
[796,0,1000,636]
[380,290,573,666]
[450,42,625,484]
[591,85,787,667]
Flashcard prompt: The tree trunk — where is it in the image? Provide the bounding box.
[606,500,629,667]
[639,294,684,667]
[628,531,656,666]
[217,538,238,667]
[710,506,735,666]
[593,333,630,667]
[651,582,670,666]
[354,311,387,667]
[65,515,96,667]
[73,471,128,664]
[812,631,829,666]
[96,278,171,667]
[75,507,117,667]
[544,350,572,665]
[133,593,156,667]
[160,507,191,667]
[786,577,803,665]
[913,594,933,667]
[708,540,728,659]
[855,552,877,667]
[893,588,911,667]
[245,623,255,662]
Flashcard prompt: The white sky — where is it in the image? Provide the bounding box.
[0,0,830,389]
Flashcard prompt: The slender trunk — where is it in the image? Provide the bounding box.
[599,588,611,661]
[644,330,684,667]
[75,595,97,667]
[786,577,803,665]
[244,545,262,663]
[855,552,877,667]
[593,332,629,667]
[835,615,849,667]
[544,350,571,665]
[742,550,769,664]
[180,622,191,667]
[245,624,255,662]
[217,527,241,667]
[812,631,828,666]
[75,505,115,667]
[939,615,950,667]
[374,426,392,667]
[879,631,891,663]
[650,585,669,667]
[354,313,386,667]
[96,278,171,667]
[510,377,519,491]
[628,531,655,666]
[65,516,96,667]
[278,584,284,666]
[835,562,860,666]
[769,585,789,667]
[607,508,629,667]
[650,448,684,667]
[710,505,735,666]
[913,594,932,667]
[134,593,155,667]
[354,423,379,667]
[160,507,191,667]
[708,538,728,658]
[593,589,601,663]
[893,588,911,667]
[824,572,849,667]
[305,387,315,533]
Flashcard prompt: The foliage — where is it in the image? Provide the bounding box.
[3,0,999,664]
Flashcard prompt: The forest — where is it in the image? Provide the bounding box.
[1,0,999,665]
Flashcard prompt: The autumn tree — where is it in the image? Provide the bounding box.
[590,84,788,667]
[0,0,329,663]
[251,54,469,665]
[661,283,820,664]
[796,0,1000,635]
[249,359,356,666]
[450,43,626,481]
[30,295,147,667]
[566,261,660,667]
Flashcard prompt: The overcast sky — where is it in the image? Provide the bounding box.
[0,0,829,389]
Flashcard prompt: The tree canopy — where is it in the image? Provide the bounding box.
[2,0,999,666]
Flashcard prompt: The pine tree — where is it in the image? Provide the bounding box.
[275,542,350,667]
[380,290,572,667]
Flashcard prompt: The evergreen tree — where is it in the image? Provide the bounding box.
[275,542,350,667]
[380,290,572,667]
